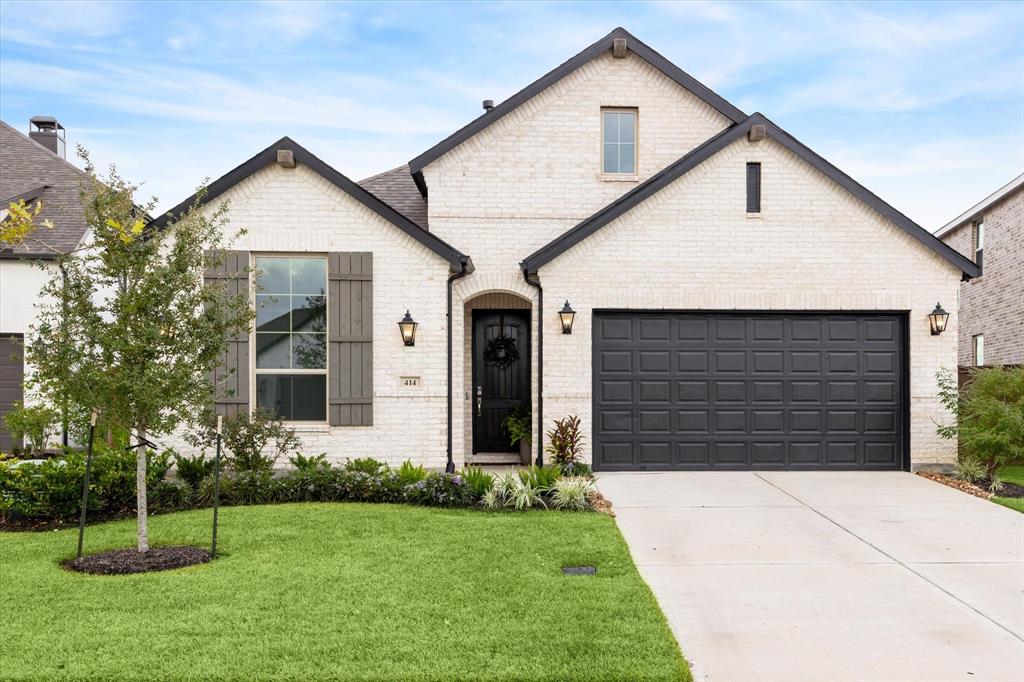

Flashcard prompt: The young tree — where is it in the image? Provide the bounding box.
[27,151,252,552]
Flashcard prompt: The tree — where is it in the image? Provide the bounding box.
[26,151,253,552]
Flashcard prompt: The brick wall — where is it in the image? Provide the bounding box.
[536,135,963,467]
[940,186,1024,366]
[167,163,453,468]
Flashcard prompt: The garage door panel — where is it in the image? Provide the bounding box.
[593,313,904,471]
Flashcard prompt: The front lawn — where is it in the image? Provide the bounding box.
[1,503,689,681]
[994,465,1024,512]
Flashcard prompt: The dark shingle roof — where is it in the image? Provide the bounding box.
[358,165,428,229]
[0,120,91,258]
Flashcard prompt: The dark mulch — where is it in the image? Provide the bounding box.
[63,546,212,575]
[917,472,1024,500]
[1,510,137,533]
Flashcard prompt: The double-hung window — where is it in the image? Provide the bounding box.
[254,256,328,421]
[602,108,637,174]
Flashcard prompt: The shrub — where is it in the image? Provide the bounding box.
[561,461,592,478]
[188,409,301,474]
[508,477,545,510]
[196,472,235,507]
[2,456,86,519]
[396,460,427,486]
[280,467,342,502]
[3,402,58,455]
[175,453,216,489]
[91,448,171,513]
[344,457,385,475]
[518,464,561,491]
[551,477,595,511]
[545,415,584,470]
[954,456,986,484]
[406,472,473,507]
[151,479,192,511]
[936,366,1024,479]
[233,470,277,506]
[290,453,330,473]
[460,466,494,499]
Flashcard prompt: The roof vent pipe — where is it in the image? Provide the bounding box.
[482,99,494,112]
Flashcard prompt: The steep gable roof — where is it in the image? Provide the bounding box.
[521,113,979,280]
[407,27,747,196]
[0,120,92,259]
[149,137,470,271]
[934,172,1024,238]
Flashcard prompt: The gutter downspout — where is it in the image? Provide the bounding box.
[446,257,472,473]
[522,268,543,467]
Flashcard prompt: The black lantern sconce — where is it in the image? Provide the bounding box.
[927,303,949,336]
[558,301,576,335]
[398,310,418,346]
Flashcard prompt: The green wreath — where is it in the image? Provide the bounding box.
[484,335,520,369]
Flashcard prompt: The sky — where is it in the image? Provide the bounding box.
[1,0,1022,229]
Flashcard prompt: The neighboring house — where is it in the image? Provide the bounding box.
[19,28,982,473]
[935,173,1023,368]
[0,118,92,451]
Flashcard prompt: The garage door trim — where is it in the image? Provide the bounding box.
[591,310,910,472]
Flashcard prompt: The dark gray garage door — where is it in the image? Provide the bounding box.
[592,313,905,471]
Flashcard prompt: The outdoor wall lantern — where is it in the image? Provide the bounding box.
[558,301,576,335]
[928,302,949,336]
[398,310,418,346]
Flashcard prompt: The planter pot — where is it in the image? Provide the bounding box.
[519,440,532,466]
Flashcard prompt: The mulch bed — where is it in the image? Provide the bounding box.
[916,472,1024,500]
[1,510,137,533]
[63,546,212,575]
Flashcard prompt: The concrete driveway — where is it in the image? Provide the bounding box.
[598,472,1024,682]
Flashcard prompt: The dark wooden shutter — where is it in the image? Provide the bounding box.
[0,334,25,452]
[746,162,761,213]
[205,250,250,417]
[328,252,373,426]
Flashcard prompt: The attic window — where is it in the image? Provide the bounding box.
[746,162,761,213]
[602,109,636,174]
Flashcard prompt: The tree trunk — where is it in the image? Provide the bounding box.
[136,427,149,553]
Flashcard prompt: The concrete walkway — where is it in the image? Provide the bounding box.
[598,471,1024,682]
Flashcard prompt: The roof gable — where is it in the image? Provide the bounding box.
[407,27,746,195]
[149,137,470,271]
[934,172,1024,237]
[521,113,979,279]
[0,120,92,259]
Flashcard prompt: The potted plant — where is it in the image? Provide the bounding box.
[503,406,532,465]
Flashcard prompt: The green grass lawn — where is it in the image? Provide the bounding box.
[993,465,1024,512]
[1,504,689,682]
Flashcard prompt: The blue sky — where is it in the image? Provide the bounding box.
[1,0,1021,229]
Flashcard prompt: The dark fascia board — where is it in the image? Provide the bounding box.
[1,185,55,259]
[148,137,472,271]
[2,184,50,205]
[407,27,747,196]
[522,113,980,280]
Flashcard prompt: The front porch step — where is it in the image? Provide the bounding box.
[467,452,523,465]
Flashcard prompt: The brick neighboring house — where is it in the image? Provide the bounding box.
[0,118,93,452]
[936,174,1024,368]
[6,28,981,471]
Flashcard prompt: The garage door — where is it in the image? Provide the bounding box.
[592,313,906,471]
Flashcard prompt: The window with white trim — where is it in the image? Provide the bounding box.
[254,256,327,421]
[973,334,984,366]
[973,219,984,271]
[602,109,637,174]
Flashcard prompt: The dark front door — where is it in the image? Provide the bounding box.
[592,312,907,471]
[473,310,530,453]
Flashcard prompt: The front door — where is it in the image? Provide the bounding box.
[472,310,530,453]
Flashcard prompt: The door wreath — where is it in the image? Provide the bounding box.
[483,334,519,369]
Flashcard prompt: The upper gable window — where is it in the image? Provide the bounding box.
[973,219,984,271]
[602,109,637,174]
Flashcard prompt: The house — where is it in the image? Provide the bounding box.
[935,173,1023,368]
[0,118,92,452]
[17,28,981,472]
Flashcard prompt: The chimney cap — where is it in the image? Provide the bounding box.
[482,99,494,112]
[30,116,64,132]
